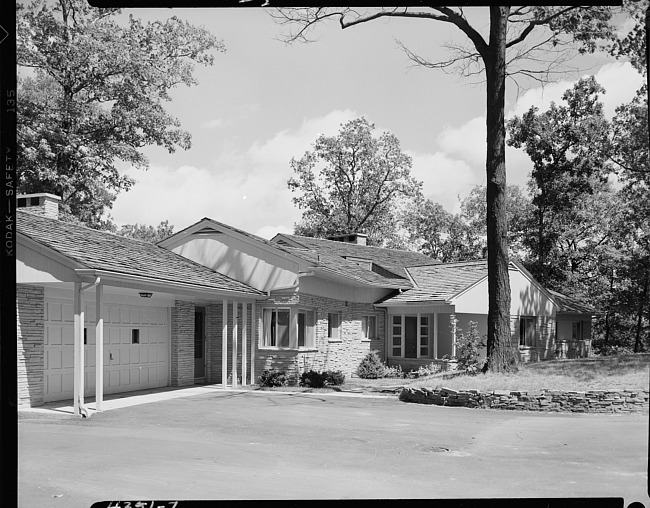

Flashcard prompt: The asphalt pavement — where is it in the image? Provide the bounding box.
[17,385,650,506]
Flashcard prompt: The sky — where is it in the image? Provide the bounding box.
[107,7,645,239]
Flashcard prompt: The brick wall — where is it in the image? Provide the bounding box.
[254,292,385,382]
[17,284,45,406]
[170,300,195,386]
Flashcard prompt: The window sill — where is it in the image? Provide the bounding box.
[328,338,342,343]
[258,346,319,352]
[361,339,373,343]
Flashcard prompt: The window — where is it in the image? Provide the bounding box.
[391,315,402,356]
[361,315,376,341]
[132,329,140,344]
[328,313,340,340]
[263,308,290,347]
[84,327,87,345]
[262,308,315,349]
[572,322,583,341]
[519,317,535,347]
[419,316,429,357]
[298,309,315,348]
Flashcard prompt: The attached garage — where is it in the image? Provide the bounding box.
[43,291,172,403]
[17,195,266,412]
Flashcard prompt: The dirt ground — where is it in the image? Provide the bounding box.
[18,389,649,506]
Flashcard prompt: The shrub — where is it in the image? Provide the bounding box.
[453,319,486,374]
[356,350,386,379]
[383,364,404,378]
[323,370,346,386]
[258,369,289,387]
[299,370,346,387]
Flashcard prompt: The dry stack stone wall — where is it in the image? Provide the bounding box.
[399,386,649,413]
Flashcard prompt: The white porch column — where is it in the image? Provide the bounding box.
[451,314,457,358]
[222,300,228,387]
[433,312,438,359]
[73,282,85,416]
[250,300,256,385]
[95,284,104,411]
[241,302,248,386]
[232,302,238,388]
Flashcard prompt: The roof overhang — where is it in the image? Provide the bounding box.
[75,269,267,302]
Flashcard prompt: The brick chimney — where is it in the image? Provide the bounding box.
[326,233,368,246]
[17,193,61,220]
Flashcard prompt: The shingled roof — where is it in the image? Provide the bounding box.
[272,233,439,279]
[378,260,491,304]
[17,210,264,297]
[548,289,598,314]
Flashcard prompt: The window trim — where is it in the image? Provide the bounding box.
[328,312,341,342]
[261,306,317,350]
[361,315,377,342]
[519,316,535,348]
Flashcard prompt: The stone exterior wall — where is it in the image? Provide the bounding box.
[255,292,385,382]
[17,284,45,406]
[170,300,195,386]
[511,314,561,363]
[400,386,649,413]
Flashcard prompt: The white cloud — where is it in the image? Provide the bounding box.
[508,61,643,119]
[202,118,225,129]
[112,110,363,235]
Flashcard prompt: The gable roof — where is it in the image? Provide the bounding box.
[377,260,491,305]
[376,258,561,308]
[548,289,598,314]
[17,210,264,297]
[272,233,439,279]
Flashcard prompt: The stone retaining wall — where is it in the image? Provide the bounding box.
[399,386,649,413]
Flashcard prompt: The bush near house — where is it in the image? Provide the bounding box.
[452,320,487,374]
[299,370,345,388]
[258,369,289,387]
[357,350,386,379]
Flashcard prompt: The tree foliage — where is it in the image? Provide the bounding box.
[288,117,422,246]
[116,220,175,244]
[17,0,224,228]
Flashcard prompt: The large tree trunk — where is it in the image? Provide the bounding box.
[483,6,517,373]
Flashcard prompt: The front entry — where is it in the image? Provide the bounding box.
[405,316,418,359]
[194,307,205,380]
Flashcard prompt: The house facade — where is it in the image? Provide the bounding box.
[17,195,595,410]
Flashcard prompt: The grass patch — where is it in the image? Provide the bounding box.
[407,354,650,393]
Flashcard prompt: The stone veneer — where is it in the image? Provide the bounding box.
[399,386,649,413]
[17,284,45,406]
[255,292,385,382]
[170,300,195,386]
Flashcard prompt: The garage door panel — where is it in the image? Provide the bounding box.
[45,300,169,403]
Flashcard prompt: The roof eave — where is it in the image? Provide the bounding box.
[74,269,267,300]
[301,267,411,290]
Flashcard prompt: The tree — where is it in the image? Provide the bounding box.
[507,77,614,289]
[288,117,422,246]
[17,0,224,228]
[272,6,616,372]
[117,220,175,244]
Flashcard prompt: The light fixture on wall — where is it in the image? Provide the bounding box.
[139,292,153,298]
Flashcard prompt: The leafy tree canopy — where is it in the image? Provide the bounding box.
[116,220,175,244]
[288,117,422,246]
[17,0,224,228]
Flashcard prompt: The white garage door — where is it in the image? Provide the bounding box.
[44,298,170,403]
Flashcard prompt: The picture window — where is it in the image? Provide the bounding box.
[328,313,341,340]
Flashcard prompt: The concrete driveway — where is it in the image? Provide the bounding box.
[18,386,649,505]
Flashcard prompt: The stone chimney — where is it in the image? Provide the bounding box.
[326,233,368,246]
[17,193,61,220]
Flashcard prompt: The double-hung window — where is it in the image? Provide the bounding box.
[328,313,341,340]
[361,315,376,341]
[263,308,290,348]
[298,309,315,348]
[519,317,535,347]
